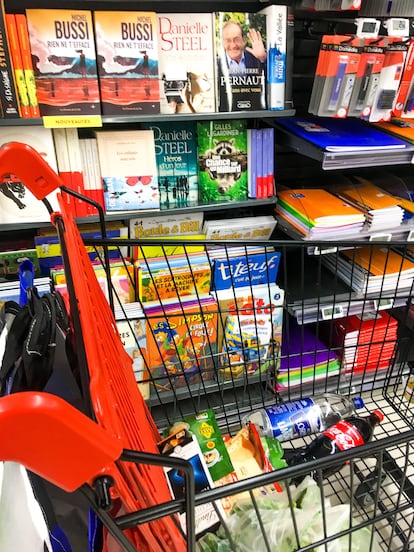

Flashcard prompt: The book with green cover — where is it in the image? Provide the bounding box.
[197,119,248,203]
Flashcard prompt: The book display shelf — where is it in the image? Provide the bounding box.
[2,3,414,552]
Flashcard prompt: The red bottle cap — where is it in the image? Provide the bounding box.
[372,410,384,422]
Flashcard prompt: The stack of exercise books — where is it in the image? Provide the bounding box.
[322,246,414,294]
[275,318,340,391]
[276,187,366,239]
[329,311,398,378]
[331,177,405,231]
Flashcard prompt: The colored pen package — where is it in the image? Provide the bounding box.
[393,39,414,119]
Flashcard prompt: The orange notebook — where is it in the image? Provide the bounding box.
[333,178,401,212]
[5,14,30,117]
[375,119,414,144]
[342,247,414,277]
[14,13,40,118]
[277,188,365,226]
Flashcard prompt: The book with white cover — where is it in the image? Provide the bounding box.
[0,126,59,223]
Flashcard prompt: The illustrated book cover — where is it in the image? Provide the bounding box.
[143,295,218,393]
[215,11,267,112]
[274,115,412,151]
[197,119,248,203]
[95,129,159,212]
[94,11,160,115]
[143,120,199,208]
[0,126,59,223]
[25,9,101,117]
[157,13,216,114]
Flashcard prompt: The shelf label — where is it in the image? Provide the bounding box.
[320,304,344,320]
[374,298,394,311]
[369,233,392,242]
[407,230,414,242]
[42,115,103,128]
[313,246,338,255]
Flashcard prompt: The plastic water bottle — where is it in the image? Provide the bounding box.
[242,393,365,442]
[288,409,384,482]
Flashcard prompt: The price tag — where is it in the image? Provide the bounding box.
[369,233,392,242]
[407,230,414,242]
[42,115,103,128]
[313,246,338,255]
[374,298,394,311]
[320,304,344,320]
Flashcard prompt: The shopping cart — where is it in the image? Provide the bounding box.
[0,141,414,551]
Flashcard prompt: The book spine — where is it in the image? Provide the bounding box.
[5,14,30,117]
[14,13,40,118]
[52,128,78,217]
[0,2,20,118]
[263,5,287,111]
[285,5,295,111]
[66,127,89,217]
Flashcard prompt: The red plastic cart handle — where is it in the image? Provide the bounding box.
[0,141,63,200]
[0,392,122,491]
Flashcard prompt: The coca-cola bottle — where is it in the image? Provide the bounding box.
[288,410,384,482]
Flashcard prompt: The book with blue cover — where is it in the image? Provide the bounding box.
[274,115,411,152]
[211,250,281,291]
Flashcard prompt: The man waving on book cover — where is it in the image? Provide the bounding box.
[217,15,267,112]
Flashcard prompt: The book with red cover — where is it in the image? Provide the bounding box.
[25,9,101,117]
[94,11,160,116]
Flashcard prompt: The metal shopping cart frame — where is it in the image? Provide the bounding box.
[0,141,414,551]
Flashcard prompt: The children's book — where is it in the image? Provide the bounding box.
[211,250,281,291]
[274,115,412,151]
[137,251,211,303]
[115,316,149,399]
[94,11,159,115]
[95,129,159,212]
[203,215,277,240]
[157,13,215,114]
[213,282,284,380]
[0,248,41,278]
[197,119,248,203]
[143,295,218,393]
[215,12,267,112]
[25,9,100,117]
[0,126,59,223]
[143,120,199,208]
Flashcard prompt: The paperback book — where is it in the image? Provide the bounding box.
[157,13,216,114]
[0,2,20,118]
[5,14,31,118]
[25,9,101,117]
[143,295,218,393]
[95,129,159,212]
[197,119,248,203]
[15,14,40,118]
[143,120,199,208]
[203,215,277,240]
[94,11,160,115]
[0,126,59,223]
[215,11,267,112]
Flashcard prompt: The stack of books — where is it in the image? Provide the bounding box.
[275,318,340,391]
[331,177,405,231]
[322,246,414,294]
[276,188,366,239]
[329,311,398,377]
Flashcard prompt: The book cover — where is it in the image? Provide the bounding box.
[277,188,366,227]
[0,126,59,223]
[144,296,218,392]
[15,14,40,118]
[197,119,248,203]
[138,253,211,303]
[94,11,159,116]
[143,120,198,208]
[0,1,20,118]
[332,179,403,212]
[211,250,281,291]
[203,215,277,240]
[213,282,284,377]
[215,11,267,112]
[258,4,287,111]
[375,118,414,143]
[116,316,149,399]
[0,247,41,278]
[5,14,31,118]
[157,13,215,114]
[274,115,412,151]
[95,129,159,212]
[25,9,101,117]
